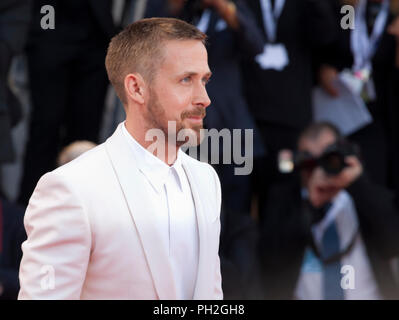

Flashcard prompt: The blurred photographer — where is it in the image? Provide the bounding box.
[259,122,399,299]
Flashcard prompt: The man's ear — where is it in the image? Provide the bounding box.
[124,73,147,105]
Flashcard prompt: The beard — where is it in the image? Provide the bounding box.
[144,88,206,148]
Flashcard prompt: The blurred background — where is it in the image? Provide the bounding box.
[1,0,399,300]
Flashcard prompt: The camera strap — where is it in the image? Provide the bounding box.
[309,228,359,265]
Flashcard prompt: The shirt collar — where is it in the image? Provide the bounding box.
[121,122,185,193]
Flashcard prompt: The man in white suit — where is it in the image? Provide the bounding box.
[18,17,223,300]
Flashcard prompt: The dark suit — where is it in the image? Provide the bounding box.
[0,0,31,164]
[258,174,399,299]
[18,0,117,205]
[0,197,26,299]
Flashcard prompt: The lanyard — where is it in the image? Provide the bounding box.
[259,0,286,43]
[196,9,212,34]
[351,0,390,72]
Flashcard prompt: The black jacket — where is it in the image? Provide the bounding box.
[241,0,336,129]
[27,0,116,48]
[259,174,399,299]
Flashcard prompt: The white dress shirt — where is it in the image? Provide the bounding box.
[122,123,199,299]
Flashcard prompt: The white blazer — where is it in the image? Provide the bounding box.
[18,123,223,300]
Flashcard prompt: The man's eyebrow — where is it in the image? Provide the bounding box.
[180,71,213,78]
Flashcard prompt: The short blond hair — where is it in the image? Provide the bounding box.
[105,17,207,105]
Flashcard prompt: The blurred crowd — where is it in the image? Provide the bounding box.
[1,0,399,300]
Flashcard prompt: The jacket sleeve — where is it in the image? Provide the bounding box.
[18,171,91,300]
[346,174,399,259]
[233,0,265,58]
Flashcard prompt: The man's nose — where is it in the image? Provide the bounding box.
[193,82,211,108]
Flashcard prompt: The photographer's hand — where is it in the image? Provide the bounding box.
[318,64,339,97]
[203,0,239,30]
[167,0,186,16]
[308,156,363,208]
[326,156,363,190]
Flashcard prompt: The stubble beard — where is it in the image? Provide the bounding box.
[144,89,205,148]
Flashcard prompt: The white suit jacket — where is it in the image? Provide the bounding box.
[18,123,223,300]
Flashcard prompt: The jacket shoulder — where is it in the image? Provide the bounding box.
[35,143,114,201]
[52,143,109,179]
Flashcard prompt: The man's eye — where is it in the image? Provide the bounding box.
[203,78,211,85]
[181,77,191,83]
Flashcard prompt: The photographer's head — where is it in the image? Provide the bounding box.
[297,122,341,184]
[297,122,363,208]
[105,18,212,154]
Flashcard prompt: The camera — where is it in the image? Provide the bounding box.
[278,139,361,176]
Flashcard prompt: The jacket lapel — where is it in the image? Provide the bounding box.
[182,158,216,299]
[104,124,177,299]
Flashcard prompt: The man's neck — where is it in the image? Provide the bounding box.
[124,119,179,166]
